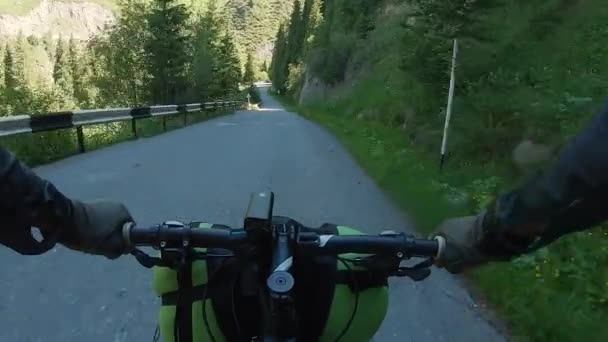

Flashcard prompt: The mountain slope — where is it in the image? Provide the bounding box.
[0,0,293,57]
[0,0,115,39]
[0,0,117,16]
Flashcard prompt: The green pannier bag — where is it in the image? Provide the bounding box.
[152,222,389,342]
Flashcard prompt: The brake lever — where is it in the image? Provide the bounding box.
[131,248,162,268]
[352,249,435,282]
[393,258,434,281]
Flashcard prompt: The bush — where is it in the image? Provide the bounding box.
[286,63,305,98]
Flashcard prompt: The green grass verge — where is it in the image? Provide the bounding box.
[1,110,230,167]
[274,94,608,342]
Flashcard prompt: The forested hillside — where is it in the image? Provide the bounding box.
[0,0,293,85]
[0,0,248,165]
[1,0,244,113]
[0,0,299,113]
[226,0,293,62]
[271,0,608,341]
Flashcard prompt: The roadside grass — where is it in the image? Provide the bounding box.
[273,94,608,342]
[1,110,229,167]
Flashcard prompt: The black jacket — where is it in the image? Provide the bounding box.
[0,148,73,254]
[495,100,608,249]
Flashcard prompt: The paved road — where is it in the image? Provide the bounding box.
[0,87,505,342]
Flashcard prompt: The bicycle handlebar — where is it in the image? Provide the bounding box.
[123,223,441,259]
[123,219,442,341]
[124,192,443,341]
[125,224,247,249]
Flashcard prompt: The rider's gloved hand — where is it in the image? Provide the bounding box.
[432,199,542,274]
[58,200,134,259]
[432,212,492,274]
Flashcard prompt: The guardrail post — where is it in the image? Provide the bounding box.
[76,126,86,153]
[132,118,138,138]
[162,116,167,132]
[183,111,187,126]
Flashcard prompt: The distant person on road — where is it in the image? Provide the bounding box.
[433,100,608,273]
[0,147,131,257]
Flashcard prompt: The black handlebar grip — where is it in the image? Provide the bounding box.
[408,238,439,258]
[301,233,439,258]
[126,224,248,249]
[127,226,159,247]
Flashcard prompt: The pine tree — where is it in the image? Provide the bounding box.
[243,53,256,84]
[146,0,191,104]
[53,38,74,102]
[190,1,223,100]
[408,0,500,40]
[270,24,289,92]
[94,0,150,106]
[190,31,215,99]
[4,43,26,91]
[286,0,303,64]
[3,45,17,90]
[228,0,254,52]
[68,36,84,106]
[75,45,98,108]
[270,0,295,36]
[2,43,32,115]
[0,43,5,89]
[217,33,242,95]
[302,0,323,52]
[13,36,27,85]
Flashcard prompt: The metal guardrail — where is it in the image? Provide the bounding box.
[0,101,244,153]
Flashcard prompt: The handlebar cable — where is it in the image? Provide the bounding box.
[201,257,233,342]
[332,257,359,342]
[230,265,242,338]
[201,251,248,342]
[152,325,160,342]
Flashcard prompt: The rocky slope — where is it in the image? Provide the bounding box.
[0,0,115,39]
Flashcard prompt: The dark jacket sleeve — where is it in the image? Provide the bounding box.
[0,147,74,254]
[495,100,608,248]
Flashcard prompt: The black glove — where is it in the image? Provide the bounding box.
[58,200,134,259]
[432,201,542,274]
[0,216,58,255]
[432,214,485,274]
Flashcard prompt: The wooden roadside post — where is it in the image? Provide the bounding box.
[440,38,458,172]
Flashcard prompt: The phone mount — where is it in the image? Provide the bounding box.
[244,191,274,240]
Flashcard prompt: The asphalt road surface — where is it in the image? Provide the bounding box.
[0,87,506,342]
